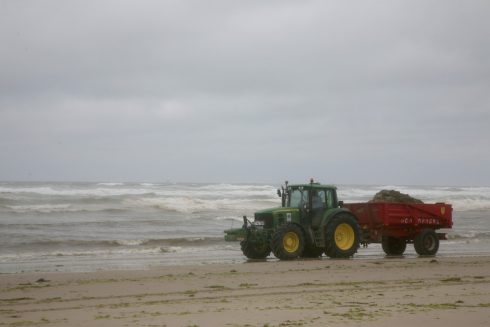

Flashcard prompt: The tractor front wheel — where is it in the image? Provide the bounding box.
[325,214,360,258]
[271,224,305,260]
[240,240,271,259]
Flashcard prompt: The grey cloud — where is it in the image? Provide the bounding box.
[1,0,489,185]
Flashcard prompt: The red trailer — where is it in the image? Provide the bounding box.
[344,202,453,255]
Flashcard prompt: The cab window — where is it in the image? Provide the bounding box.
[312,190,326,210]
[325,189,335,208]
[289,189,309,208]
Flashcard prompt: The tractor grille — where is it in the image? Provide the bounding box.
[254,212,273,228]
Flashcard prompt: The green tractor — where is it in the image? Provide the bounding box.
[224,180,361,260]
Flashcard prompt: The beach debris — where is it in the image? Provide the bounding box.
[441,277,462,282]
[36,278,50,283]
[369,190,424,204]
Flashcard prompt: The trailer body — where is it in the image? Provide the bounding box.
[343,202,452,255]
[343,202,452,242]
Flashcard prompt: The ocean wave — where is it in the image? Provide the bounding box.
[195,183,276,191]
[214,216,244,222]
[111,238,221,247]
[143,237,223,247]
[6,237,224,251]
[123,196,275,213]
[97,182,125,186]
[4,204,74,213]
[0,184,278,201]
[3,184,490,213]
[0,246,175,262]
[447,231,490,240]
[1,204,126,214]
[339,185,490,211]
[0,186,157,197]
[450,198,490,211]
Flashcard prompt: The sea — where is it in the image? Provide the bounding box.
[1,182,489,273]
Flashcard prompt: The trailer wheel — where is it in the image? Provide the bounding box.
[271,224,305,260]
[240,240,271,259]
[381,236,407,256]
[414,229,439,256]
[325,214,360,258]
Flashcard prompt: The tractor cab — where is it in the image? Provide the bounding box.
[278,180,339,227]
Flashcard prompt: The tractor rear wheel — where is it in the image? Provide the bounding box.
[240,240,271,259]
[381,236,407,255]
[414,229,439,256]
[325,214,360,258]
[271,224,305,260]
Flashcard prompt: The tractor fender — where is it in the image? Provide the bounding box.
[288,222,308,239]
[316,208,356,229]
[317,208,358,241]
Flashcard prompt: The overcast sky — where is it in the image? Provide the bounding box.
[1,1,489,186]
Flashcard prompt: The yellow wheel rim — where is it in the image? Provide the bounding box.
[283,232,300,253]
[334,223,355,251]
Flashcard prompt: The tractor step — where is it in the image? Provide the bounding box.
[314,230,324,247]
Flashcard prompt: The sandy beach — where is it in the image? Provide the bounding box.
[1,256,489,327]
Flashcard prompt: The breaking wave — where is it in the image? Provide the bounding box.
[340,185,490,212]
[3,182,489,213]
[5,237,224,252]
[447,231,490,240]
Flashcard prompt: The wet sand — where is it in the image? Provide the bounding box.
[1,256,489,326]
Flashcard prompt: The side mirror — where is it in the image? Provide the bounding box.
[338,201,344,208]
[277,189,282,197]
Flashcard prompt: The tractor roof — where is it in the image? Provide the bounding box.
[289,183,337,190]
